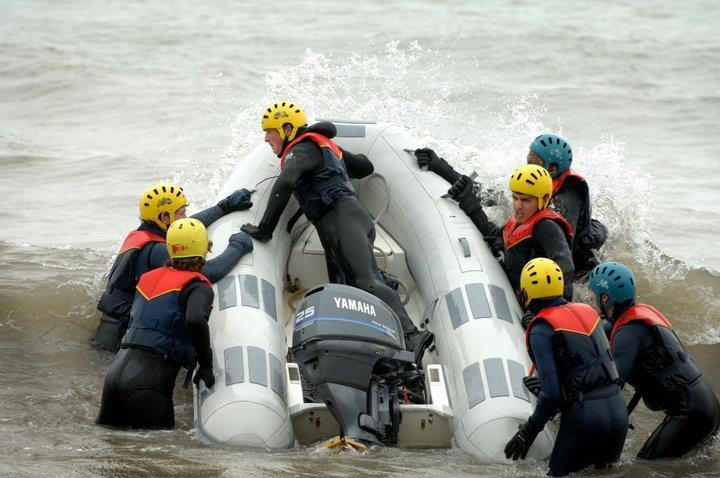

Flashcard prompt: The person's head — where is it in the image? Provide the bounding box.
[508,164,552,224]
[139,183,189,231]
[527,134,572,179]
[165,218,210,272]
[261,101,308,156]
[587,261,637,317]
[519,257,564,310]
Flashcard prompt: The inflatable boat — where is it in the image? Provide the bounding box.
[194,120,556,462]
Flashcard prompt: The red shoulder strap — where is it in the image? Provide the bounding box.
[280,132,343,168]
[552,169,585,196]
[118,230,165,254]
[136,267,211,300]
[610,303,672,345]
[526,303,600,350]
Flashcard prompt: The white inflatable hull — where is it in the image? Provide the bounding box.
[196,121,555,461]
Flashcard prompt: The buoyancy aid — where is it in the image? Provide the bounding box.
[97,229,166,323]
[502,209,573,289]
[610,303,702,411]
[552,169,598,250]
[526,302,620,404]
[280,132,355,221]
[121,267,211,367]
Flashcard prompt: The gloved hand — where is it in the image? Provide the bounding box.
[193,365,215,389]
[521,311,535,329]
[229,231,254,253]
[523,376,541,397]
[414,148,441,171]
[241,223,272,243]
[447,174,475,203]
[504,418,543,460]
[218,188,254,213]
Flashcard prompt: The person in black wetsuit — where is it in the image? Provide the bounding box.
[415,133,607,277]
[93,182,254,351]
[505,258,627,477]
[588,261,720,459]
[97,218,220,429]
[241,101,433,363]
[445,164,575,301]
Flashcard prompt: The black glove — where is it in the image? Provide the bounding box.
[218,188,254,213]
[521,311,535,330]
[523,376,541,397]
[504,418,542,460]
[447,174,475,203]
[229,231,254,254]
[193,365,215,389]
[241,223,272,243]
[414,148,441,171]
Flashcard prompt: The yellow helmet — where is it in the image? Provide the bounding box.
[261,101,308,141]
[166,218,209,260]
[139,183,188,231]
[508,164,553,209]
[519,258,564,307]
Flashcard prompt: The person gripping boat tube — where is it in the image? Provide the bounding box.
[97,219,219,429]
[506,258,628,477]
[444,164,575,302]
[415,133,607,277]
[93,182,254,351]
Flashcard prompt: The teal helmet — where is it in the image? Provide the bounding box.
[530,134,572,178]
[587,261,637,313]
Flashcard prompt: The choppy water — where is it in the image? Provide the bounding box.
[1,1,719,476]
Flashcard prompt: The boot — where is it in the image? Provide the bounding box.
[405,329,434,365]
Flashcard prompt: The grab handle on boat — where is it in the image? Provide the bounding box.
[458,237,471,258]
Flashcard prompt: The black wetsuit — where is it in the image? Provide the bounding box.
[454,195,575,300]
[96,281,213,428]
[425,155,604,277]
[252,123,418,335]
[528,298,627,476]
[94,211,248,351]
[608,302,720,459]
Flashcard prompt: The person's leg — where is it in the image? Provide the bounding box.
[638,382,720,459]
[99,348,181,429]
[96,349,133,427]
[549,393,627,477]
[316,199,433,360]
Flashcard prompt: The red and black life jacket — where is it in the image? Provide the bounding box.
[122,266,211,367]
[501,209,573,290]
[97,229,166,323]
[526,302,619,404]
[610,303,701,411]
[280,132,355,221]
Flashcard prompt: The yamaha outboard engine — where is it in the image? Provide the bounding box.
[291,284,423,445]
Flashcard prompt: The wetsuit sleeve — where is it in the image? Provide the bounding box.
[533,219,575,299]
[257,143,322,234]
[433,157,462,184]
[529,321,562,426]
[181,281,214,363]
[201,242,248,283]
[457,199,504,257]
[610,323,646,383]
[146,242,170,269]
[552,186,584,233]
[340,148,374,179]
[191,205,225,228]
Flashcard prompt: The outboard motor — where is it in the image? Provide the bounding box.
[291,283,423,445]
